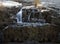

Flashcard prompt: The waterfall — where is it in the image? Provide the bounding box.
[16,8,22,23]
[28,13,31,22]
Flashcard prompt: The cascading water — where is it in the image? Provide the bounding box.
[16,7,49,27]
[28,13,31,22]
[16,8,22,23]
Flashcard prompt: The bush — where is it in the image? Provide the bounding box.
[3,25,58,42]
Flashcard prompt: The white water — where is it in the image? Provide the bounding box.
[16,8,22,23]
[0,1,22,8]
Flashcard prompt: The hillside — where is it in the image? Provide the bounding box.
[0,0,60,43]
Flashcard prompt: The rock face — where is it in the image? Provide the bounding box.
[0,1,22,29]
[0,6,20,30]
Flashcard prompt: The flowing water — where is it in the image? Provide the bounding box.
[0,0,60,8]
[16,8,22,23]
[15,0,60,26]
